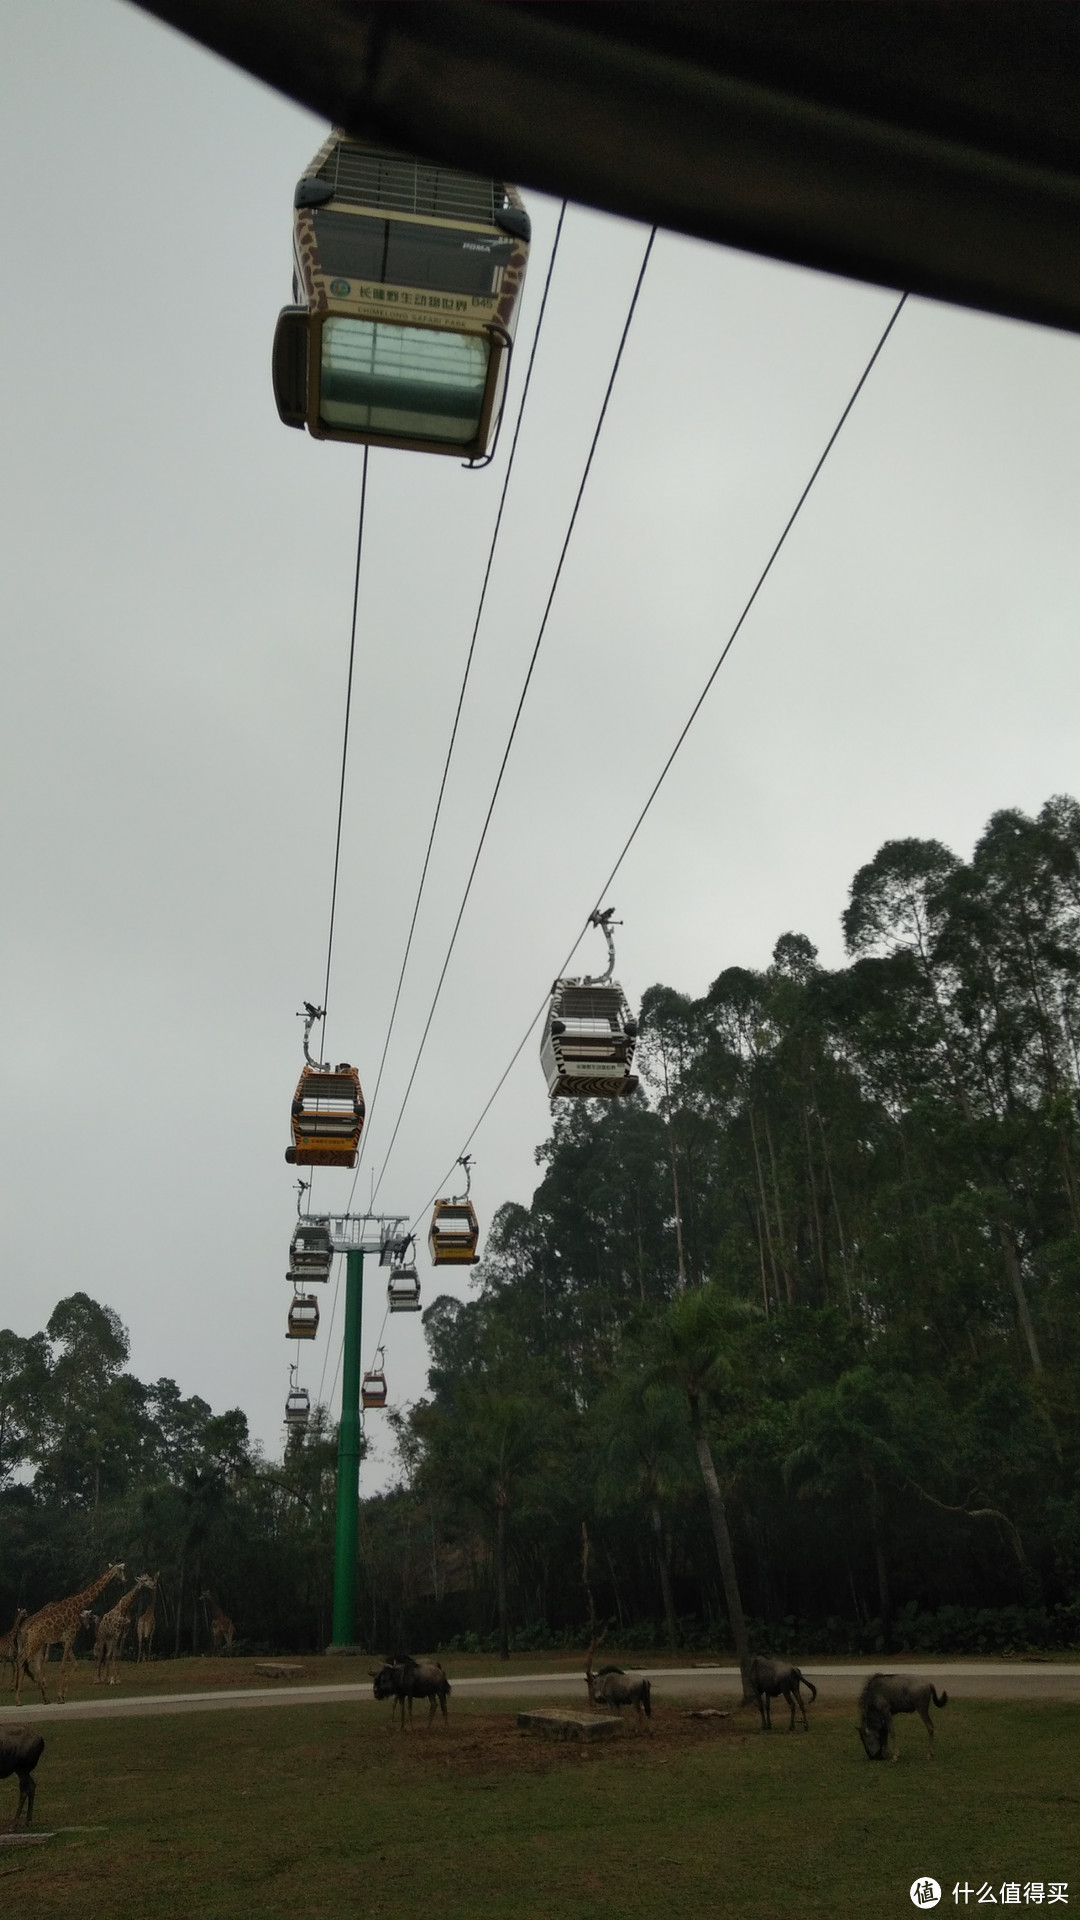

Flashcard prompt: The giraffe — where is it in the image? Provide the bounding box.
[15,1563,125,1706]
[0,1609,27,1690]
[197,1591,235,1653]
[135,1572,160,1664]
[94,1574,156,1685]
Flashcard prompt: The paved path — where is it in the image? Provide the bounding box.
[5,1663,1078,1725]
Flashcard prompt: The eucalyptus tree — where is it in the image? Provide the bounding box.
[644,1285,755,1690]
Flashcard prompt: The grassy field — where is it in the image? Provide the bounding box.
[1,1696,1074,1920]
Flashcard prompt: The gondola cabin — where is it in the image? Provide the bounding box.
[286,1064,364,1168]
[285,1385,310,1427]
[273,132,530,459]
[428,1199,481,1266]
[387,1265,421,1312]
[361,1369,388,1410]
[540,981,640,1098]
[287,1295,320,1339]
[287,1220,334,1284]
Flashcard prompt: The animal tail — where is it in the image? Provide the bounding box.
[642,1679,652,1718]
[795,1670,817,1702]
[931,1687,948,1709]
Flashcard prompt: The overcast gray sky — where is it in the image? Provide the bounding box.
[4,2,1080,1477]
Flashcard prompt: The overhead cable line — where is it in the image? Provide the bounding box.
[316,447,370,1075]
[296,453,368,1413]
[369,225,658,1207]
[354,204,568,1172]
[412,290,908,1224]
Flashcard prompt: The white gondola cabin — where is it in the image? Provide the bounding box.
[273,133,530,460]
[428,1200,480,1266]
[540,981,640,1098]
[287,1294,320,1340]
[286,1063,365,1168]
[387,1264,421,1312]
[285,1385,310,1427]
[361,1369,388,1410]
[540,908,639,1098]
[287,1220,334,1285]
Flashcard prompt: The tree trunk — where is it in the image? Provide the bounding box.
[496,1498,509,1662]
[998,1224,1042,1372]
[873,1532,893,1652]
[687,1392,752,1698]
[748,1107,780,1301]
[763,1111,793,1304]
[651,1502,679,1650]
[174,1559,184,1658]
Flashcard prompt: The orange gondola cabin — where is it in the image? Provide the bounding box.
[287,1295,320,1340]
[285,1063,365,1168]
[428,1199,481,1266]
[361,1369,388,1410]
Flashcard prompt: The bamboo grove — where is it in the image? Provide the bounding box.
[3,797,1080,1660]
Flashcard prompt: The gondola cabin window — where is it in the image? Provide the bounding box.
[319,319,490,443]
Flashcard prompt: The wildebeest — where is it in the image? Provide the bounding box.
[857,1673,948,1761]
[585,1662,652,1722]
[0,1726,45,1828]
[371,1654,450,1727]
[748,1655,817,1732]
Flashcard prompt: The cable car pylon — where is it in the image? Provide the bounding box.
[287,1209,409,1648]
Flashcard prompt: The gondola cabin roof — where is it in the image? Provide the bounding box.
[273,131,530,460]
[540,978,639,1101]
[428,1198,480,1266]
[286,1063,365,1169]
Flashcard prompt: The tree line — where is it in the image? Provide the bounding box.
[3,797,1079,1661]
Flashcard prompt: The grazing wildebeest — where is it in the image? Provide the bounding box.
[748,1655,817,1732]
[0,1726,45,1829]
[858,1673,948,1761]
[585,1661,652,1722]
[371,1655,450,1727]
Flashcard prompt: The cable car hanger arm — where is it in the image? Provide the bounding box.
[299,1002,330,1071]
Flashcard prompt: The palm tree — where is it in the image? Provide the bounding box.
[592,1371,693,1649]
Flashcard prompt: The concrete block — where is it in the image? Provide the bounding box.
[517,1708,624,1742]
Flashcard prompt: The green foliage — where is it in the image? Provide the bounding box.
[384,795,1080,1654]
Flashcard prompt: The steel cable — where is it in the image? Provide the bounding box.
[412,290,908,1224]
[354,205,568,1175]
[369,226,658,1208]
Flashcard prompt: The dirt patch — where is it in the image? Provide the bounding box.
[378,1703,744,1778]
